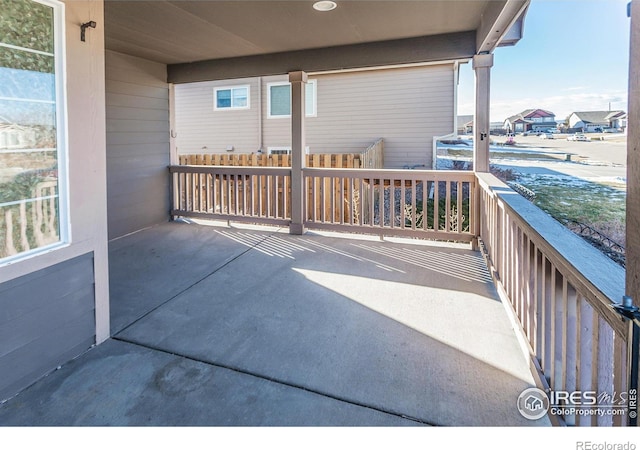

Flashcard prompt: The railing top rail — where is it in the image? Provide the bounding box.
[303,167,476,181]
[476,171,626,335]
[169,165,292,175]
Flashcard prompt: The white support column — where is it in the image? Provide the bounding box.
[289,71,307,235]
[473,53,494,173]
[627,0,640,307]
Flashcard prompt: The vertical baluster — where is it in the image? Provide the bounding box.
[445,181,451,232]
[612,332,628,426]
[257,175,263,218]
[330,175,335,224]
[371,178,377,229]
[284,173,290,220]
[549,264,557,389]
[559,277,569,392]
[540,256,548,375]
[215,171,221,214]
[272,175,278,218]
[433,181,440,231]
[399,178,405,229]
[311,174,317,222]
[340,177,345,224]
[205,173,211,213]
[248,173,254,216]
[226,172,232,215]
[534,247,541,358]
[423,179,429,231]
[589,307,600,425]
[597,318,614,426]
[266,175,272,218]
[172,171,178,214]
[522,233,530,341]
[564,283,578,426]
[411,179,417,230]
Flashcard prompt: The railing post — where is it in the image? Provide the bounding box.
[472,53,493,173]
[289,71,307,235]
[612,295,640,426]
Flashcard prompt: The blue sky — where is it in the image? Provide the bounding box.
[457,0,631,123]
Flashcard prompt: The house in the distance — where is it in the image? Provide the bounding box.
[175,64,456,169]
[567,110,627,132]
[456,114,474,135]
[503,108,556,133]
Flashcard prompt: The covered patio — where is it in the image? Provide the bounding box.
[2,0,638,429]
[0,220,547,426]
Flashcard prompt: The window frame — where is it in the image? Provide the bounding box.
[0,0,70,266]
[267,80,317,119]
[213,85,250,111]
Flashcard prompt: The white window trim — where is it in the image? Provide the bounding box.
[0,0,70,266]
[213,85,250,111]
[267,79,317,119]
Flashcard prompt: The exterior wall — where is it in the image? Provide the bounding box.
[105,51,170,239]
[175,64,455,169]
[174,77,260,154]
[0,0,109,401]
[0,253,95,401]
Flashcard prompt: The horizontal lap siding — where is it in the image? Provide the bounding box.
[174,65,454,168]
[0,254,95,401]
[263,65,454,168]
[175,78,260,154]
[106,51,170,239]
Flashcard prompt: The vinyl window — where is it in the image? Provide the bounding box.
[0,0,69,263]
[267,80,316,118]
[214,85,250,110]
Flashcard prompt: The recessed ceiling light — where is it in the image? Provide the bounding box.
[313,1,337,12]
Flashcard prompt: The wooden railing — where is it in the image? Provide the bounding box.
[303,168,476,241]
[477,172,630,426]
[170,165,476,242]
[170,165,291,226]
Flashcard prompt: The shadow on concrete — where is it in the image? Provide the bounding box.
[0,221,552,426]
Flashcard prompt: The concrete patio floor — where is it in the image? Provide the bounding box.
[0,220,550,426]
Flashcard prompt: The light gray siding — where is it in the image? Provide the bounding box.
[106,51,170,239]
[0,253,95,401]
[175,64,454,168]
[174,78,260,154]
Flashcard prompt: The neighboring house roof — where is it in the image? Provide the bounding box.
[570,110,626,124]
[521,108,555,119]
[605,110,626,121]
[505,108,556,124]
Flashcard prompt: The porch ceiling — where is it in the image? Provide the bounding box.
[104,0,529,66]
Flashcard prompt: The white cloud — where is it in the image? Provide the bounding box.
[458,90,628,122]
